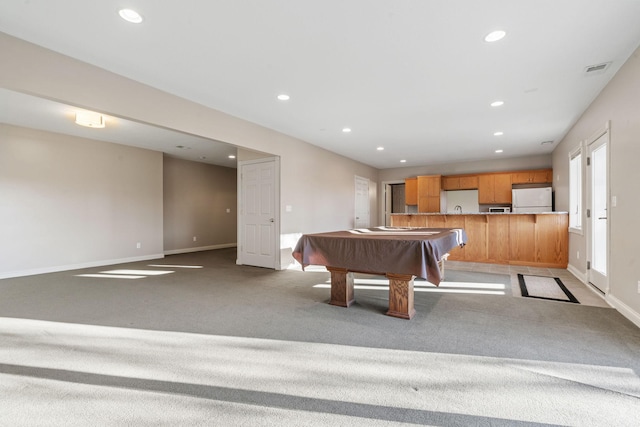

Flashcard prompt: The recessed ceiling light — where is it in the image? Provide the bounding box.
[495,149,504,153]
[75,111,105,128]
[119,9,143,24]
[400,160,407,163]
[277,94,290,101]
[377,147,384,151]
[342,128,351,133]
[175,145,191,150]
[228,155,236,159]
[494,131,504,136]
[484,30,506,42]
[199,156,207,160]
[490,100,504,107]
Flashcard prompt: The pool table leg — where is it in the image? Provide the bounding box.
[386,273,416,319]
[326,267,355,307]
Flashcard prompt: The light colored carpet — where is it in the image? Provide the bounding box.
[1,248,639,426]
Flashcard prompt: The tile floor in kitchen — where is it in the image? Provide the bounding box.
[445,260,610,308]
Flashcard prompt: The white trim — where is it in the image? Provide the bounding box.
[164,243,237,255]
[381,179,405,227]
[567,263,587,284]
[607,294,640,329]
[0,253,165,279]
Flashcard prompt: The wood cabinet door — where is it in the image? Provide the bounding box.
[417,175,441,212]
[511,172,531,184]
[405,178,417,205]
[459,175,479,189]
[441,176,459,190]
[493,174,512,203]
[531,169,552,183]
[478,174,495,203]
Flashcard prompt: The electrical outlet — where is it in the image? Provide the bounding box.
[577,251,579,259]
[637,281,640,294]
[193,236,197,242]
[136,242,141,249]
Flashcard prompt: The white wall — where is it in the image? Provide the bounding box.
[163,156,237,253]
[0,124,163,278]
[553,44,640,326]
[379,154,552,182]
[0,33,379,270]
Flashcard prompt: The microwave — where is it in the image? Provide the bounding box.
[489,207,511,213]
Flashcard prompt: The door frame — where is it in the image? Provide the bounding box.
[585,121,610,294]
[237,156,281,269]
[354,175,371,228]
[381,180,406,226]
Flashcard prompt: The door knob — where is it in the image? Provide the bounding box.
[269,218,275,222]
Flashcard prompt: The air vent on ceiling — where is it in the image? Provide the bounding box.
[583,62,611,76]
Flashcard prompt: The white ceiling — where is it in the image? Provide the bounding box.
[1,0,640,170]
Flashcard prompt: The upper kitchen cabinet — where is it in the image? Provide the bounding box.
[478,173,512,204]
[405,177,418,205]
[417,175,442,212]
[511,169,553,184]
[441,174,479,190]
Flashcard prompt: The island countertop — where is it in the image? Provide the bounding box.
[390,212,568,268]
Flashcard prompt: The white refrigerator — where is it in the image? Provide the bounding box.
[512,187,552,213]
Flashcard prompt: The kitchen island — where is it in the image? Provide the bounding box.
[390,212,568,268]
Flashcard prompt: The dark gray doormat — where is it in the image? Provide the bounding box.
[517,274,579,303]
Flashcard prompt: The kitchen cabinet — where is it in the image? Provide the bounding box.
[405,177,417,205]
[478,173,512,204]
[511,169,553,184]
[389,213,568,268]
[417,175,441,213]
[441,174,479,190]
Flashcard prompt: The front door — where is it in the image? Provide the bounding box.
[587,129,609,293]
[239,158,279,269]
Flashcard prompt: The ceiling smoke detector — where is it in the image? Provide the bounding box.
[583,62,611,76]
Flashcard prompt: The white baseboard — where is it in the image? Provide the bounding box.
[164,243,237,256]
[0,253,165,280]
[567,263,587,284]
[568,263,640,327]
[606,294,640,329]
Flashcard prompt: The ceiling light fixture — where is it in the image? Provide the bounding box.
[342,128,351,133]
[490,100,504,107]
[493,131,504,136]
[75,111,105,128]
[484,30,506,42]
[377,147,384,151]
[228,155,236,159]
[119,9,143,23]
[495,149,503,153]
[277,94,290,101]
[400,160,407,163]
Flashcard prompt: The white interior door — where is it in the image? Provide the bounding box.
[239,158,279,269]
[587,130,609,293]
[355,176,370,228]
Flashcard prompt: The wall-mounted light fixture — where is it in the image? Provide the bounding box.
[75,111,105,128]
